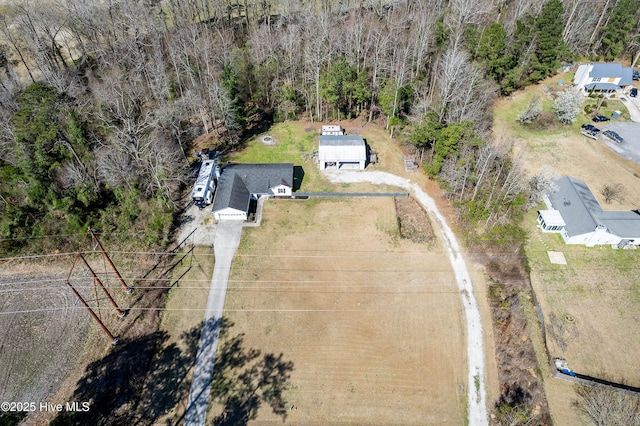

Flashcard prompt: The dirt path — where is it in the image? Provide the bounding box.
[324,170,489,426]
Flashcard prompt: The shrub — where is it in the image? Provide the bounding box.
[517,96,543,124]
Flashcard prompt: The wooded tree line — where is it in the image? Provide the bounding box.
[0,0,638,253]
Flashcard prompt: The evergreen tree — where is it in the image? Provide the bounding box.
[533,0,566,80]
[600,0,639,60]
[501,16,536,94]
[476,23,509,83]
[320,57,357,120]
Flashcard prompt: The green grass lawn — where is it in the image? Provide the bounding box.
[495,74,632,141]
[228,122,335,192]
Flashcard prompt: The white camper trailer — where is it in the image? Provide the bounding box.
[191,160,218,209]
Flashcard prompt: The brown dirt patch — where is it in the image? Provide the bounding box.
[395,196,436,244]
[208,197,468,424]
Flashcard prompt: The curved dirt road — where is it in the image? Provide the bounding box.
[325,170,489,426]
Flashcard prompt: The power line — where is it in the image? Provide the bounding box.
[2,248,638,263]
[0,305,469,316]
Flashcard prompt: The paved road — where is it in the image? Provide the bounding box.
[324,170,489,426]
[184,220,243,426]
[600,121,640,164]
[620,94,640,122]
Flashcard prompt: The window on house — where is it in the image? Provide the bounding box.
[592,77,601,82]
[278,188,286,194]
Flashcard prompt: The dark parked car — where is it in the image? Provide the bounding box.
[631,88,638,98]
[592,115,610,122]
[581,124,599,132]
[602,130,624,144]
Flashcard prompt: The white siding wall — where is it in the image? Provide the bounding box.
[269,185,292,196]
[318,145,366,170]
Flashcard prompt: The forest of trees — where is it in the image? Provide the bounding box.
[0,0,639,254]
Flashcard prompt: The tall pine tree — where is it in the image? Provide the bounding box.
[600,0,639,60]
[532,0,565,81]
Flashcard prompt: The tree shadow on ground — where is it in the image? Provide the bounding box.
[51,318,293,425]
[208,325,294,425]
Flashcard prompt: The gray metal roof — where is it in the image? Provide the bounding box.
[319,135,365,146]
[620,67,633,86]
[590,63,624,78]
[549,176,640,238]
[212,163,293,213]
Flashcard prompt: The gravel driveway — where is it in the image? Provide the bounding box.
[324,169,489,426]
[600,121,640,164]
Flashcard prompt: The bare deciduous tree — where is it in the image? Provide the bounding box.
[573,384,640,425]
[600,183,624,204]
[518,96,543,124]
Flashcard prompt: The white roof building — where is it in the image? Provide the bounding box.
[321,125,345,135]
[537,176,640,247]
[573,63,633,95]
[318,135,367,170]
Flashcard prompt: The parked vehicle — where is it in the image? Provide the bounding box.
[633,70,639,81]
[592,115,610,122]
[580,124,600,139]
[581,124,599,132]
[603,130,624,144]
[554,358,576,377]
[191,160,219,209]
[631,88,638,98]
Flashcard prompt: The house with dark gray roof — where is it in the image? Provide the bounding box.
[537,176,640,247]
[573,63,634,95]
[212,163,293,221]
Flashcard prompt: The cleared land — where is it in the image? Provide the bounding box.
[495,71,640,425]
[209,196,468,424]
[0,261,89,408]
[160,119,498,424]
[1,119,499,424]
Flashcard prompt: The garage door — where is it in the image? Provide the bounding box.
[338,162,362,169]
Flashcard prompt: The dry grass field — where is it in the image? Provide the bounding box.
[495,71,640,425]
[210,196,468,424]
[0,259,89,407]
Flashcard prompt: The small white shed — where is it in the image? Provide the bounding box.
[318,135,367,170]
[321,125,345,135]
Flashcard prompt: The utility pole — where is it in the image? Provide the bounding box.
[87,227,132,294]
[79,254,126,318]
[66,280,118,345]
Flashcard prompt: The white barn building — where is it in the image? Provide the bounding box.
[537,176,640,247]
[318,135,367,170]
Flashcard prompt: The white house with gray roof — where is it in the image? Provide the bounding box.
[573,63,634,95]
[537,176,640,247]
[212,163,293,221]
[318,134,367,170]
